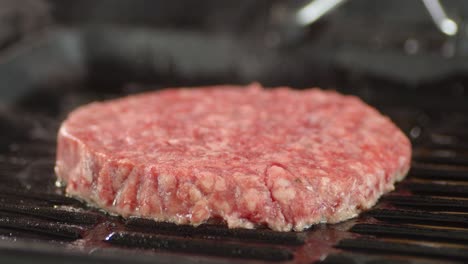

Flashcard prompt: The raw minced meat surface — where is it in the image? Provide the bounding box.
[55,83,411,231]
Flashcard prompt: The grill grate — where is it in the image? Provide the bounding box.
[365,209,468,227]
[402,181,468,197]
[410,162,468,181]
[0,187,83,206]
[350,223,468,243]
[0,201,100,225]
[1,89,468,264]
[0,212,86,240]
[335,238,468,262]
[381,195,468,212]
[125,218,306,245]
[105,231,295,261]
[319,253,457,264]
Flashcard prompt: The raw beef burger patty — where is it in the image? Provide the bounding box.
[55,83,411,231]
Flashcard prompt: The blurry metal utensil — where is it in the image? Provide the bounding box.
[267,0,348,47]
[295,0,348,26]
[422,0,458,36]
[293,0,458,36]
[269,0,458,48]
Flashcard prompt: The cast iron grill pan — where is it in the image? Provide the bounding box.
[1,87,468,264]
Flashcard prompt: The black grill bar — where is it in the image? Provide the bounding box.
[336,238,468,261]
[0,227,77,242]
[350,223,468,244]
[104,231,294,262]
[0,187,83,206]
[382,195,468,212]
[430,132,468,149]
[412,149,468,166]
[317,252,457,264]
[0,202,100,225]
[403,182,468,198]
[410,162,468,181]
[125,218,306,246]
[0,212,86,240]
[365,209,468,227]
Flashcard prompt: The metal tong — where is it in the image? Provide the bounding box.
[272,0,458,46]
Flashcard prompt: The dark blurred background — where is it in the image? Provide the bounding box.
[1,0,468,107]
